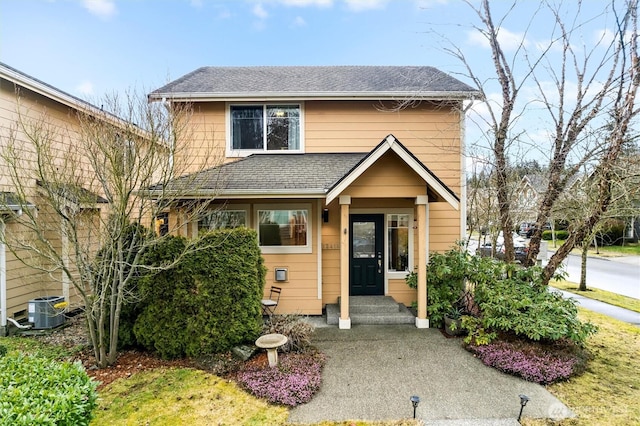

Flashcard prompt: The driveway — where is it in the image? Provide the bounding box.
[289,324,573,424]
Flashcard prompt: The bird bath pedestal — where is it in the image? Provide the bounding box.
[255,333,288,367]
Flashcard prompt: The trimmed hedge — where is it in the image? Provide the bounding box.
[133,228,266,359]
[542,230,569,240]
[0,352,97,425]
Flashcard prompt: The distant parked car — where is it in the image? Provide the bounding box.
[477,240,528,263]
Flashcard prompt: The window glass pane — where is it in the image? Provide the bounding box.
[258,209,307,246]
[231,106,263,150]
[353,221,375,258]
[388,214,409,271]
[200,210,246,230]
[266,105,300,150]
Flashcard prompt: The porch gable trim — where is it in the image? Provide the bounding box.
[325,134,460,210]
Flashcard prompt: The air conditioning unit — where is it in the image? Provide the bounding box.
[28,296,65,329]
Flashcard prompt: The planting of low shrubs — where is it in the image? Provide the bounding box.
[0,344,6,358]
[542,230,569,240]
[468,264,598,346]
[262,314,315,353]
[133,228,266,359]
[467,338,589,384]
[236,350,326,406]
[0,352,98,425]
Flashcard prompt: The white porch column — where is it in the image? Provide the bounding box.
[339,195,351,329]
[415,196,429,328]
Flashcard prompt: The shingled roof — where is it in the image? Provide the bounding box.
[155,153,368,197]
[149,135,460,208]
[149,66,477,101]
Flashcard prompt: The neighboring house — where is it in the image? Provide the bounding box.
[0,63,129,335]
[149,66,477,329]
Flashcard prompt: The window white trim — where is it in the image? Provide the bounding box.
[255,203,312,254]
[225,102,305,157]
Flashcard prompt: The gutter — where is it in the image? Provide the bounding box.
[148,90,480,103]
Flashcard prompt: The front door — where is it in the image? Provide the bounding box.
[350,214,384,296]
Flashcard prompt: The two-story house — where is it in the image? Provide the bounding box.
[149,66,477,329]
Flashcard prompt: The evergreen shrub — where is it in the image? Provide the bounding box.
[542,230,569,240]
[0,352,98,425]
[133,229,265,359]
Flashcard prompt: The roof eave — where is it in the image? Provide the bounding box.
[141,188,327,199]
[148,91,478,103]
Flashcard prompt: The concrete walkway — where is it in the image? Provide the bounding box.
[289,325,573,425]
[550,287,640,327]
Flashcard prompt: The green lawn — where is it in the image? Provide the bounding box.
[523,309,640,426]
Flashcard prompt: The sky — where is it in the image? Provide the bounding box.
[0,0,629,161]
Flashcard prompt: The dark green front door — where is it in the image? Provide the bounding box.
[350,214,384,296]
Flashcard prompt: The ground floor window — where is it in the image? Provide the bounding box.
[387,214,410,272]
[199,209,247,230]
[256,204,311,253]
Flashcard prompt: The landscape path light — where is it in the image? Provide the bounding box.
[518,394,529,422]
[410,395,420,419]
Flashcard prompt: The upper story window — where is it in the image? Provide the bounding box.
[229,104,302,155]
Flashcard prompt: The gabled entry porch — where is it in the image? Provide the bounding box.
[324,135,461,330]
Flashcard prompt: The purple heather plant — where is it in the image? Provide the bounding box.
[237,351,326,406]
[469,340,581,384]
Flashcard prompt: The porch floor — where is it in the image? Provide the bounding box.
[325,296,415,325]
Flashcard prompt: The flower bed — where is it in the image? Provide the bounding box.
[236,350,326,406]
[467,338,589,384]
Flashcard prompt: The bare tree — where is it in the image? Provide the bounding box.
[1,91,220,367]
[447,0,638,283]
[542,2,639,283]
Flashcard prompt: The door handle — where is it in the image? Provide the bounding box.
[377,258,382,273]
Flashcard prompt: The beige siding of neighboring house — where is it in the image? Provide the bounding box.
[0,80,99,321]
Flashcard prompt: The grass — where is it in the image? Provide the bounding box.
[0,334,79,360]
[551,279,640,313]
[522,309,640,426]
[91,368,289,426]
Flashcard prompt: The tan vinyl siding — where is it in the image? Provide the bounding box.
[1,78,107,320]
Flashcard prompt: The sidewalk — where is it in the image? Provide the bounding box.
[550,287,640,327]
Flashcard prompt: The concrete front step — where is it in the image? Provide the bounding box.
[326,296,415,325]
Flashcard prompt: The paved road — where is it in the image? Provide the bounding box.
[559,253,639,299]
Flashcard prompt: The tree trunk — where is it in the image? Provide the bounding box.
[579,240,588,291]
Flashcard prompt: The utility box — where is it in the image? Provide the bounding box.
[28,296,65,329]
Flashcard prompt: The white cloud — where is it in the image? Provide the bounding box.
[292,16,307,27]
[81,0,116,20]
[343,0,389,12]
[253,3,269,19]
[467,27,529,52]
[76,80,94,96]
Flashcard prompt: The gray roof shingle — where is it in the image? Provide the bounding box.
[150,66,477,99]
[159,153,368,195]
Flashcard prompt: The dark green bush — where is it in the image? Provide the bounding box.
[595,221,626,246]
[262,314,315,353]
[465,262,597,346]
[0,344,6,358]
[542,230,569,240]
[0,352,98,425]
[406,244,468,328]
[133,228,266,359]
